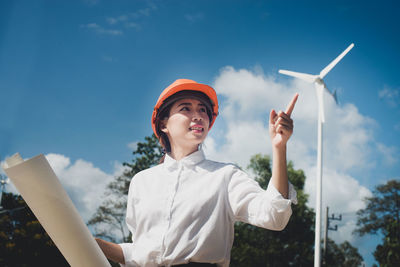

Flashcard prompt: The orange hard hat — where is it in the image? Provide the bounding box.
[151,79,219,138]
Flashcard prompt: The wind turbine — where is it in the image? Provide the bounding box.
[278,43,354,267]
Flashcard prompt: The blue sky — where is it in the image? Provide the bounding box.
[1,0,399,266]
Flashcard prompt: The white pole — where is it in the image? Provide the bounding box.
[314,100,323,267]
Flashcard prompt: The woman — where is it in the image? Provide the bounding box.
[96,79,298,267]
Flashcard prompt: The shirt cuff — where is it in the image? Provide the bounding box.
[118,243,134,267]
[266,181,298,212]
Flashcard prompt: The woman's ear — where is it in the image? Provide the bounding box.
[160,118,168,133]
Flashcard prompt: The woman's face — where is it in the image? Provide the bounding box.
[161,98,210,151]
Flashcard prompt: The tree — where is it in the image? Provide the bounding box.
[231,154,363,266]
[230,154,315,266]
[354,179,400,266]
[322,239,363,267]
[0,192,68,266]
[88,134,163,242]
[339,241,364,266]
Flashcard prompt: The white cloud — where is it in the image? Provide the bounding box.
[45,154,126,222]
[395,122,400,132]
[378,86,400,107]
[134,7,153,17]
[83,15,142,35]
[81,23,123,36]
[130,4,157,19]
[305,167,372,244]
[1,165,16,204]
[127,141,138,151]
[184,13,204,23]
[102,55,116,62]
[106,15,129,25]
[305,168,371,213]
[205,120,270,167]
[125,22,141,30]
[376,142,398,165]
[204,65,377,247]
[1,158,28,197]
[323,102,377,171]
[101,4,157,32]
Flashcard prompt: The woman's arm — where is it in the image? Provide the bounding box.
[95,238,125,264]
[271,144,289,198]
[269,94,298,198]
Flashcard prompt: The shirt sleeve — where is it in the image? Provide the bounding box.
[227,167,297,231]
[118,178,137,266]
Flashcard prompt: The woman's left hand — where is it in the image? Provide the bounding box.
[269,93,298,148]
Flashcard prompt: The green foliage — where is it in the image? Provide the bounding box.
[123,134,164,180]
[373,237,400,267]
[88,134,163,243]
[322,239,363,267]
[339,241,364,267]
[0,192,68,266]
[232,154,363,266]
[231,154,315,266]
[354,179,400,266]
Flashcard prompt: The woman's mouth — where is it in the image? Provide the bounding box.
[189,126,204,132]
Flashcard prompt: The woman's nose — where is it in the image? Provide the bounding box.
[192,111,203,121]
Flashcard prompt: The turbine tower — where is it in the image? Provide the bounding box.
[278,43,354,267]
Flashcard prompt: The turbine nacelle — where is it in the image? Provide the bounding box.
[315,77,325,86]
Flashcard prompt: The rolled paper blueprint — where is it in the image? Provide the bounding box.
[3,153,111,267]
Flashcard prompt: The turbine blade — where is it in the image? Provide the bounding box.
[324,85,339,104]
[279,69,316,83]
[331,90,338,104]
[319,43,354,79]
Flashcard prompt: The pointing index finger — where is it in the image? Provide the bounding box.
[285,93,299,117]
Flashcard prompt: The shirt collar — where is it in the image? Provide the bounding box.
[164,149,205,171]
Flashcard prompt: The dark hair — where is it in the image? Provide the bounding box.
[157,111,170,163]
[156,104,173,154]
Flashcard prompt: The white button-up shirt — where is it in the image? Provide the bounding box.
[119,149,297,267]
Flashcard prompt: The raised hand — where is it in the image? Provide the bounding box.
[269,93,298,148]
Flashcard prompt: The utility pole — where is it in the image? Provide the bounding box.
[0,174,9,209]
[323,206,342,261]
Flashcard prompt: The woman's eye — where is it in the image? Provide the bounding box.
[200,107,206,112]
[180,107,190,111]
